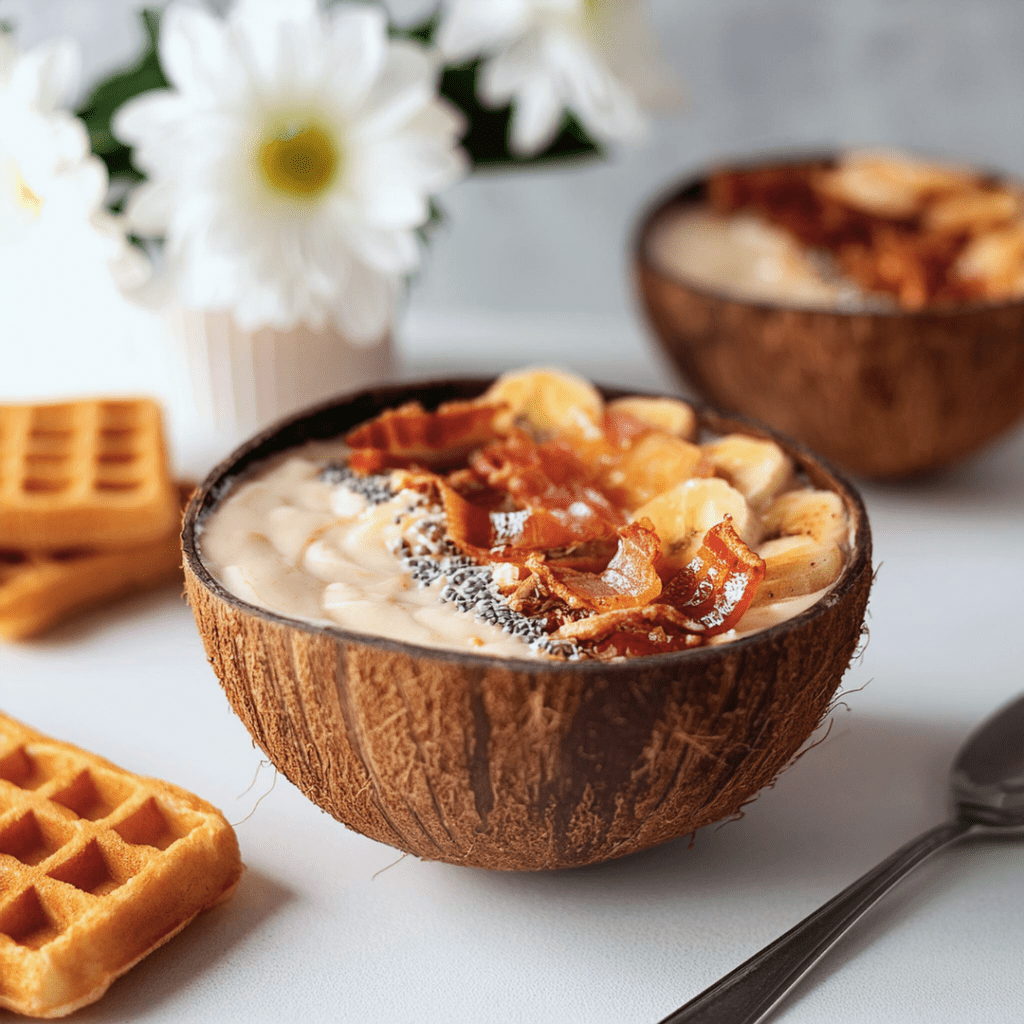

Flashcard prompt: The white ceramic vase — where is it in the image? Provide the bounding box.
[162,306,395,478]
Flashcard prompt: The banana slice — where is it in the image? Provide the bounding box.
[762,489,848,548]
[924,189,1019,235]
[483,367,604,438]
[955,224,1024,289]
[701,434,793,510]
[603,433,706,510]
[634,477,755,573]
[606,396,697,440]
[751,536,844,606]
[818,151,975,219]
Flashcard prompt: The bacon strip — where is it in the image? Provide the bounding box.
[658,518,765,635]
[437,480,616,563]
[593,630,705,658]
[472,434,624,521]
[552,603,699,642]
[345,400,504,472]
[525,521,663,612]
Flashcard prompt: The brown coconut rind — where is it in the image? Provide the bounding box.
[634,171,1024,478]
[182,380,872,871]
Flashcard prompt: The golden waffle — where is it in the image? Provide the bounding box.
[0,713,242,1018]
[0,399,179,549]
[0,484,193,642]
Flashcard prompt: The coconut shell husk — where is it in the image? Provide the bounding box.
[634,161,1024,478]
[181,380,872,871]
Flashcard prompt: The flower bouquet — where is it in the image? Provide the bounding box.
[5,0,670,461]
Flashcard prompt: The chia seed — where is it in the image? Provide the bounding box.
[319,465,395,507]
[394,515,581,659]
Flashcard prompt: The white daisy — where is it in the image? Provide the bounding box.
[0,32,145,284]
[114,0,467,344]
[438,0,670,157]
[1,31,92,242]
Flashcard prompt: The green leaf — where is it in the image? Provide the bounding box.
[388,10,440,46]
[76,8,167,189]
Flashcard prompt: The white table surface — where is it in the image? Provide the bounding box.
[3,334,1024,1024]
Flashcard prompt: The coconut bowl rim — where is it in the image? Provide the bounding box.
[633,145,1024,321]
[181,375,872,676]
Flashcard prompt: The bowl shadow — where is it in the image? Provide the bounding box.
[16,583,188,647]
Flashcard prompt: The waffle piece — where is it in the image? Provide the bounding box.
[0,484,193,642]
[0,713,242,1018]
[0,399,179,550]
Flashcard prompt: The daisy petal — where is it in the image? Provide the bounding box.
[324,6,388,109]
[551,32,645,142]
[437,0,530,62]
[10,38,80,112]
[355,41,434,138]
[340,221,419,276]
[113,90,182,150]
[232,0,320,92]
[0,35,140,298]
[124,180,175,235]
[160,4,238,100]
[508,75,563,156]
[478,33,542,106]
[405,99,468,151]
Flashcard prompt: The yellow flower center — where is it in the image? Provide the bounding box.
[12,163,42,217]
[258,121,339,200]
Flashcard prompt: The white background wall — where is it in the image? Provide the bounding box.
[3,0,1024,378]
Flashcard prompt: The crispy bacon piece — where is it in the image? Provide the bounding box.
[443,468,515,511]
[472,433,626,530]
[525,521,663,612]
[545,540,620,574]
[344,399,504,473]
[658,518,765,636]
[435,481,495,560]
[552,603,699,642]
[437,480,617,564]
[592,630,705,658]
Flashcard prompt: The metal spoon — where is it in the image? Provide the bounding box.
[658,693,1024,1024]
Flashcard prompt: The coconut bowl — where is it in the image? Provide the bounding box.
[181,378,872,871]
[634,155,1024,478]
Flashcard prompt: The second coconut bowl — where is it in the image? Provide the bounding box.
[634,156,1024,479]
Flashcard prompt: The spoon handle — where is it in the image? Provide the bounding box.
[658,819,970,1024]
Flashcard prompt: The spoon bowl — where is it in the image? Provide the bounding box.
[950,692,1024,829]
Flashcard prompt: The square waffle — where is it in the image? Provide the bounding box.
[0,484,193,642]
[0,713,242,1018]
[0,399,179,549]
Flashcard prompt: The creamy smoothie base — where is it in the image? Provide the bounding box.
[200,456,581,659]
[199,371,851,661]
